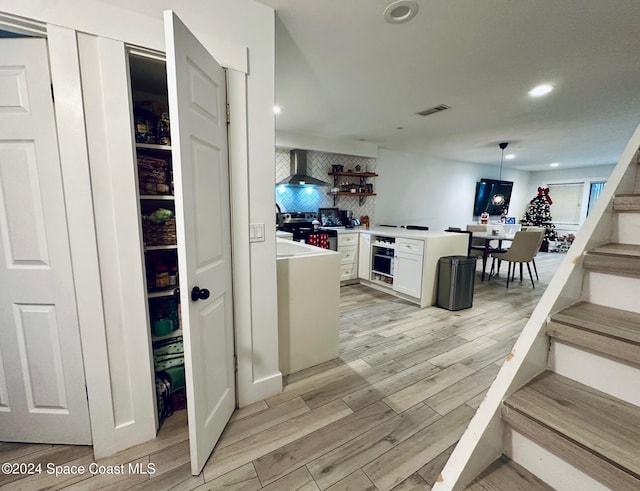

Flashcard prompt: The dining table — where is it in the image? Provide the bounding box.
[471,232,516,281]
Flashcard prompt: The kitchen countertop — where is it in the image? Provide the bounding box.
[366,228,458,240]
[276,230,294,239]
[320,227,462,240]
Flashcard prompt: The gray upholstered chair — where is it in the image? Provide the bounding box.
[489,230,544,288]
[524,226,546,280]
[466,224,507,278]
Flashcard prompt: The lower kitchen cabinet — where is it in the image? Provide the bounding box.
[358,233,371,279]
[338,232,359,282]
[358,230,467,307]
[394,238,424,298]
[394,251,423,297]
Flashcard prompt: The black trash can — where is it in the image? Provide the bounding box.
[437,256,477,311]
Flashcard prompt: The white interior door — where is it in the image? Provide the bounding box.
[164,11,236,475]
[0,38,91,443]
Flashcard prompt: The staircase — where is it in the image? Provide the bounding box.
[433,127,640,491]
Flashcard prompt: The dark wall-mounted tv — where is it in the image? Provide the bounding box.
[473,179,514,216]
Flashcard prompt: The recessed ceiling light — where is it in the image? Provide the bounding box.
[550,162,560,167]
[505,154,516,160]
[528,84,553,97]
[273,105,282,114]
[384,1,419,24]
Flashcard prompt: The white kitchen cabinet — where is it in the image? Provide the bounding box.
[338,232,359,282]
[394,237,424,298]
[358,233,371,279]
[360,230,467,307]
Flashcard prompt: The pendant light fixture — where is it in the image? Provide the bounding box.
[491,142,509,206]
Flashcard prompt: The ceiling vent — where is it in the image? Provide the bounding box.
[416,104,451,117]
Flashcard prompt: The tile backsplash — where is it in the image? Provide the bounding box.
[275,148,377,223]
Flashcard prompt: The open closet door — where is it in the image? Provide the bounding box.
[164,11,236,475]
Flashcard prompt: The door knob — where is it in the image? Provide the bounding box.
[191,286,210,301]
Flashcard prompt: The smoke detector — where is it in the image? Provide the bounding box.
[384,1,419,24]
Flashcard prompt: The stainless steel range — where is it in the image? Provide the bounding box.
[278,211,338,250]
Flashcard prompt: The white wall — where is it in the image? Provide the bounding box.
[374,149,531,231]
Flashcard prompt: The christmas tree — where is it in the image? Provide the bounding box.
[522,187,558,250]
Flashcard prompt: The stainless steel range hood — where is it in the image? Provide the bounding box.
[276,149,330,187]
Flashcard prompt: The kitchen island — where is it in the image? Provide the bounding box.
[355,228,468,307]
[276,239,340,374]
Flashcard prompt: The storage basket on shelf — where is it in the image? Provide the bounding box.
[137,155,170,195]
[143,217,177,246]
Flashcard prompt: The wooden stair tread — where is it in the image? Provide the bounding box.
[587,242,640,257]
[465,455,553,490]
[613,194,640,211]
[550,301,640,345]
[583,243,640,275]
[504,371,640,480]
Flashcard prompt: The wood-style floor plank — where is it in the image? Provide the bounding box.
[465,455,554,490]
[391,473,432,490]
[137,462,205,491]
[260,466,319,491]
[418,444,455,486]
[325,469,377,491]
[253,401,395,486]
[424,364,501,416]
[383,363,475,413]
[342,360,439,412]
[217,396,310,449]
[197,462,258,491]
[306,404,441,490]
[203,399,352,481]
[362,404,476,491]
[0,253,563,491]
[302,360,404,410]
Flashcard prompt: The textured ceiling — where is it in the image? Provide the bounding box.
[258,0,640,171]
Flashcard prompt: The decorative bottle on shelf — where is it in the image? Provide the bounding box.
[157,112,171,145]
[168,265,178,287]
[155,265,169,289]
[134,107,151,143]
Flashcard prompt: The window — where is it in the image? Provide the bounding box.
[587,181,606,216]
[547,183,584,224]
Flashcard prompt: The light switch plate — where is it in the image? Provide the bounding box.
[249,223,265,242]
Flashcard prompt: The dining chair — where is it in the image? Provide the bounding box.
[466,225,507,272]
[489,230,544,288]
[524,226,545,280]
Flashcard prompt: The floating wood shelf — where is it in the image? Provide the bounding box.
[328,171,378,178]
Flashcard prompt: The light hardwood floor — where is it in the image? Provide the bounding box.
[0,253,564,491]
